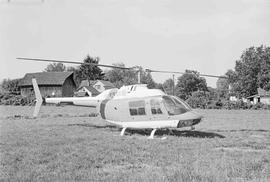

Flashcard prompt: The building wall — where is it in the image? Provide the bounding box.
[76,87,92,97]
[93,81,105,92]
[261,97,270,105]
[62,76,76,97]
[21,86,62,97]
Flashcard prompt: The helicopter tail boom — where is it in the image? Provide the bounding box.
[31,78,118,117]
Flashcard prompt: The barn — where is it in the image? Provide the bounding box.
[19,72,76,97]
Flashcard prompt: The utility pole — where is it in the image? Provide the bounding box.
[172,74,175,96]
[138,70,141,84]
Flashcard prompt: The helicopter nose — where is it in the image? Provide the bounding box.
[191,111,203,124]
[177,111,203,128]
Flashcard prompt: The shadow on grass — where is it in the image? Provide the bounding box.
[126,129,225,138]
[68,123,118,130]
[68,123,225,138]
[213,129,270,132]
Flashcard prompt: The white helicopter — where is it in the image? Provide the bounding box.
[18,57,225,139]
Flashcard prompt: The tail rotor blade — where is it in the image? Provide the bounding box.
[32,78,43,118]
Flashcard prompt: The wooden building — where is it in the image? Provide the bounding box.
[19,72,76,97]
[79,80,115,93]
[74,86,100,97]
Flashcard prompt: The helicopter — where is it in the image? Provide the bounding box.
[18,57,226,139]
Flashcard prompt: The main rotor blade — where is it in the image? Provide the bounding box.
[17,57,132,70]
[146,69,227,79]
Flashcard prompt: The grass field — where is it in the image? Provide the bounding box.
[1,106,270,181]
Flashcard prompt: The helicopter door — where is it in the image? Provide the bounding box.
[150,99,163,115]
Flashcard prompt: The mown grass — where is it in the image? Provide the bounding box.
[1,106,270,181]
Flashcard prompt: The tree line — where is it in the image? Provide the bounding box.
[1,45,270,108]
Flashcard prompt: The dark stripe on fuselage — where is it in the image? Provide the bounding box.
[100,99,110,119]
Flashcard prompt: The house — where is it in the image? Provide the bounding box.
[79,80,115,93]
[246,88,270,105]
[74,86,100,97]
[19,72,76,97]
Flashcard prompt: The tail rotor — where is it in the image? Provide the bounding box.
[32,78,43,118]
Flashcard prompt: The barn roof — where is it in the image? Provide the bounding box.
[79,79,115,88]
[93,80,115,88]
[19,72,73,86]
[84,86,100,95]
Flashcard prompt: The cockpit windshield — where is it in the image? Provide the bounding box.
[162,96,191,115]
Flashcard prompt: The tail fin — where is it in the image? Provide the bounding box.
[32,78,43,118]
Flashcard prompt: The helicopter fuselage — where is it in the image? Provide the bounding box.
[98,87,202,129]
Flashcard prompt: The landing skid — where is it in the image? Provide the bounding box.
[119,128,167,139]
[148,129,157,139]
[120,127,127,136]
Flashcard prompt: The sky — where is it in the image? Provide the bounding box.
[0,0,270,88]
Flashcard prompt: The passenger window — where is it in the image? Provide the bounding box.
[129,100,146,116]
[150,99,163,115]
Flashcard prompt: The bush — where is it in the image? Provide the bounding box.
[186,91,210,109]
[0,93,34,106]
[1,78,20,94]
[206,100,223,109]
[251,102,264,110]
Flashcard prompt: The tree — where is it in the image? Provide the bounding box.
[139,67,157,89]
[227,45,270,97]
[216,77,229,99]
[105,64,156,88]
[105,63,137,88]
[162,78,175,95]
[186,91,210,109]
[1,78,20,94]
[216,77,229,91]
[175,70,208,100]
[44,63,66,72]
[77,55,105,83]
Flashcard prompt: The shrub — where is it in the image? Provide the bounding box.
[0,93,34,106]
[186,91,210,109]
[251,102,264,110]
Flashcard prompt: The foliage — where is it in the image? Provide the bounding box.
[186,91,210,109]
[216,77,229,99]
[162,78,175,95]
[216,77,229,91]
[77,55,105,83]
[105,63,136,88]
[175,70,208,100]
[1,78,20,94]
[44,63,66,72]
[207,87,219,101]
[0,93,34,106]
[105,64,156,88]
[227,45,270,97]
[140,68,157,89]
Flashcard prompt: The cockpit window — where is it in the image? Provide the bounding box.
[162,96,190,115]
[171,96,192,110]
